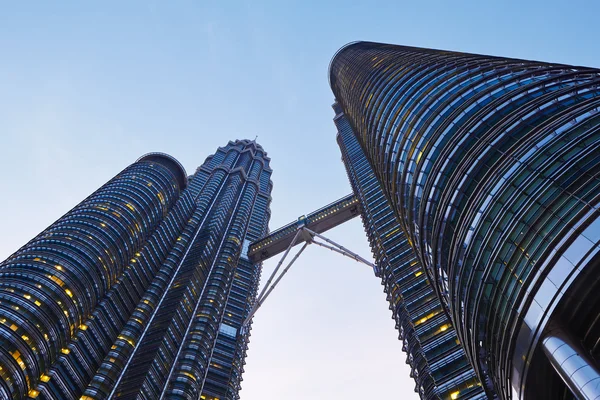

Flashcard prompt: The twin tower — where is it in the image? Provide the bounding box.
[2,42,600,400]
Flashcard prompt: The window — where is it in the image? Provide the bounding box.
[219,323,237,338]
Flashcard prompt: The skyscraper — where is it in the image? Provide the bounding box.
[334,101,485,399]
[330,42,600,399]
[0,140,272,400]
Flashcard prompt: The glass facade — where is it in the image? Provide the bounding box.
[335,102,485,400]
[0,141,272,400]
[330,42,600,399]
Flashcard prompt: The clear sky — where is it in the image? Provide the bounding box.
[1,1,599,399]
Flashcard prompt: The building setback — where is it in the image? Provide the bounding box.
[335,101,486,399]
[0,140,272,400]
[330,41,600,399]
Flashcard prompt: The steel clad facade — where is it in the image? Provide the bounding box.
[335,102,486,399]
[330,41,600,399]
[0,141,272,400]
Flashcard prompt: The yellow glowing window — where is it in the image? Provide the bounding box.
[118,335,135,347]
[21,335,29,341]
[440,324,450,332]
[28,389,40,398]
[50,276,65,287]
[23,294,31,300]
[385,228,400,237]
[450,390,460,399]
[65,289,73,298]
[60,348,70,355]
[79,324,88,331]
[10,324,18,331]
[34,300,41,307]
[416,150,423,163]
[415,271,422,277]
[55,265,63,271]
[40,374,50,382]
[183,372,196,381]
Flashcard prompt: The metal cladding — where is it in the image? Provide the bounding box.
[335,103,486,399]
[330,42,600,399]
[0,139,272,400]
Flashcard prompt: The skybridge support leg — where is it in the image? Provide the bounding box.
[241,227,375,332]
[255,229,301,302]
[243,242,309,329]
[310,240,376,270]
[303,227,376,269]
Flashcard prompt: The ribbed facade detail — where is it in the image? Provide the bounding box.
[335,102,485,399]
[0,141,272,400]
[330,42,600,399]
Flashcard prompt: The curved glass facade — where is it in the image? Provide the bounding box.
[330,42,600,399]
[335,102,486,400]
[0,140,272,400]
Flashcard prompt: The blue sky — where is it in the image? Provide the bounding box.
[1,1,599,399]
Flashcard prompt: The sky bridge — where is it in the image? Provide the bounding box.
[243,193,376,331]
[248,193,361,263]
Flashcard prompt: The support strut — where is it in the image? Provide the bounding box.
[241,227,375,332]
